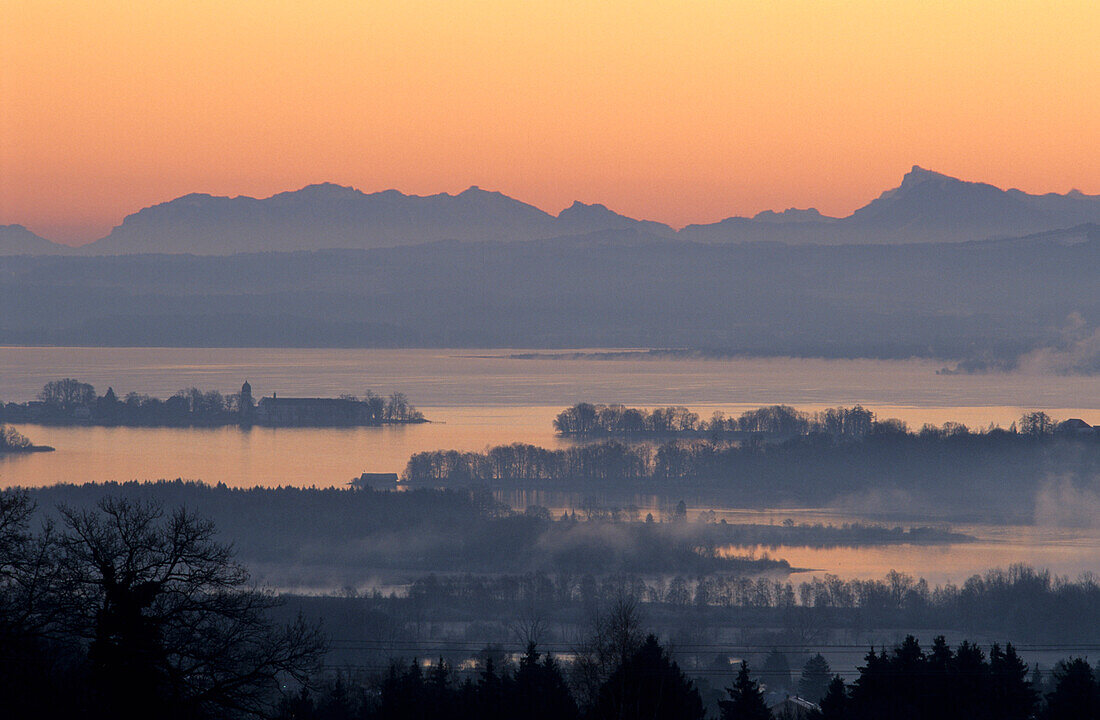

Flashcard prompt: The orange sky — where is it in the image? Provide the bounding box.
[2,1,1098,244]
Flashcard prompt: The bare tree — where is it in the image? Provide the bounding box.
[572,592,645,707]
[512,609,550,648]
[0,425,34,451]
[1019,410,1055,436]
[56,498,325,718]
[37,378,96,412]
[0,492,76,720]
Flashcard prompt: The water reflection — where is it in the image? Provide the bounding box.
[0,407,565,488]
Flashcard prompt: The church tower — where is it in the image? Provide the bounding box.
[240,380,254,424]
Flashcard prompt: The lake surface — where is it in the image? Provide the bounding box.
[3,346,1100,585]
[3,346,1098,487]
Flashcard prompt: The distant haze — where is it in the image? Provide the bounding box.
[2,226,1097,363]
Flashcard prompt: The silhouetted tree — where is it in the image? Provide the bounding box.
[951,641,989,716]
[798,653,833,702]
[719,661,771,720]
[590,635,704,720]
[1045,658,1100,720]
[363,391,386,424]
[990,643,1036,720]
[0,424,34,451]
[818,676,848,720]
[848,648,891,718]
[1020,411,1055,436]
[56,498,325,719]
[376,661,426,720]
[573,593,645,706]
[0,491,81,720]
[512,643,578,720]
[38,378,96,413]
[761,649,793,694]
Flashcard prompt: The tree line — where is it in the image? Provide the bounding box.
[553,403,1090,440]
[278,617,1100,720]
[366,564,1100,644]
[402,430,1099,500]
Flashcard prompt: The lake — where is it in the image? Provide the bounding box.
[3,346,1098,488]
[3,346,1099,585]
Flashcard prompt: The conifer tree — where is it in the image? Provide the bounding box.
[1045,658,1100,720]
[798,653,833,702]
[591,635,704,720]
[818,676,848,720]
[990,643,1036,720]
[720,661,772,720]
[512,643,579,720]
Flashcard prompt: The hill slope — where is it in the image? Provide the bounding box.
[0,225,70,255]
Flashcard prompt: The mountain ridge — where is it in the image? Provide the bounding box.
[5,167,1099,255]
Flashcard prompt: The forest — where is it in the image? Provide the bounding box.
[403,410,1099,519]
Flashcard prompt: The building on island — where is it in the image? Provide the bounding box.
[349,472,400,490]
[255,394,372,426]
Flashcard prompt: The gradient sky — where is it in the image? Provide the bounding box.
[2,1,1098,244]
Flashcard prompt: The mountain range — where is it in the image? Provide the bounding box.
[3,166,1099,255]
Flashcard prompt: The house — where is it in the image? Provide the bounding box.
[768,695,821,720]
[256,395,370,426]
[1056,418,1097,437]
[349,472,400,490]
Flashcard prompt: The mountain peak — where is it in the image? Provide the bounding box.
[899,165,952,188]
[278,183,363,200]
[752,207,831,223]
[0,223,69,254]
[559,201,613,216]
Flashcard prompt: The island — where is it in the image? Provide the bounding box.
[0,425,54,453]
[0,379,426,428]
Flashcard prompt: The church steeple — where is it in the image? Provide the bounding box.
[239,381,254,423]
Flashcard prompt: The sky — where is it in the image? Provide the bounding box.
[1,1,1098,245]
